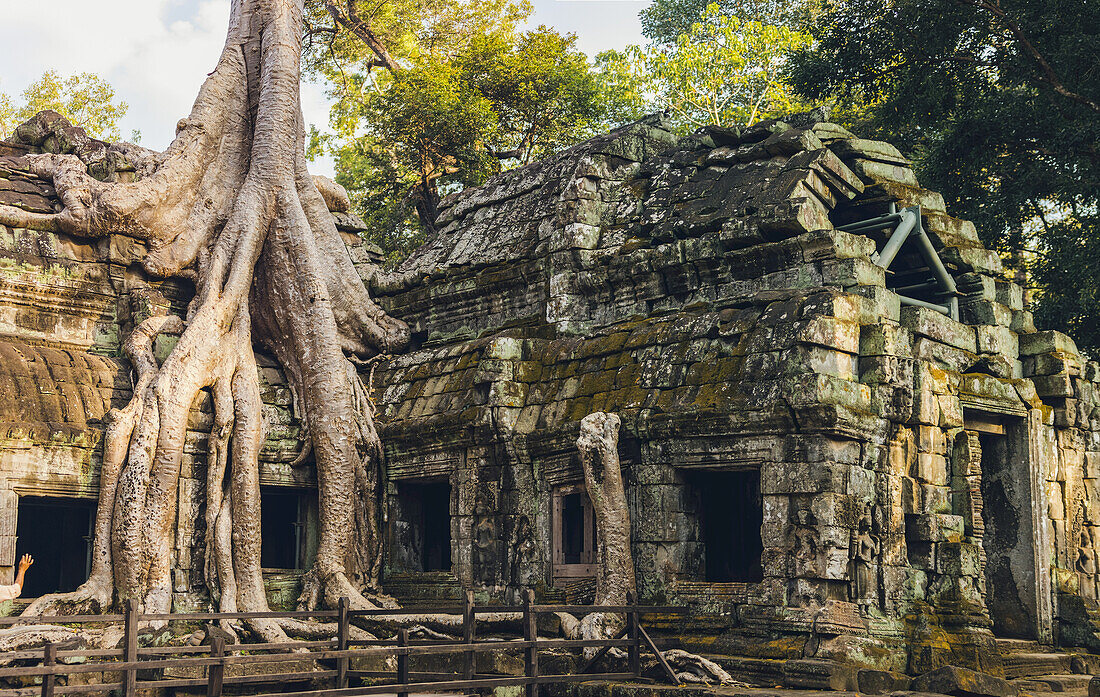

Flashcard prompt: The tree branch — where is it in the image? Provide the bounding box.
[956,0,1100,113]
[325,0,401,73]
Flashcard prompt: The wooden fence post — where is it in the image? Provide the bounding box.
[207,636,225,697]
[462,590,475,680]
[336,596,350,689]
[123,598,139,697]
[523,589,539,697]
[40,642,55,697]
[626,591,641,677]
[396,628,409,697]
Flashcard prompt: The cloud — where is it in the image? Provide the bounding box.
[0,0,337,175]
[0,0,649,177]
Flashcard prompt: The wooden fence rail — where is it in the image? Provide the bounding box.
[0,591,685,697]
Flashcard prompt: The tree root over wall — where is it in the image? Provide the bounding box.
[557,413,733,685]
[0,0,409,644]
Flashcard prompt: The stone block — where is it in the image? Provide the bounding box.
[901,306,978,353]
[831,138,909,164]
[996,281,1025,310]
[925,213,982,248]
[918,425,946,454]
[906,513,963,542]
[911,665,1018,697]
[474,359,514,383]
[860,324,913,358]
[798,316,860,353]
[848,285,902,322]
[1019,330,1079,357]
[913,338,978,374]
[1024,352,1081,377]
[920,483,952,514]
[821,257,886,287]
[486,337,523,361]
[762,461,849,494]
[958,373,1020,405]
[1085,452,1100,479]
[914,452,949,485]
[1010,310,1036,334]
[961,299,1013,327]
[940,246,1004,275]
[938,541,980,577]
[976,325,1018,358]
[938,395,964,428]
[858,669,911,694]
[1032,373,1074,398]
[860,355,913,385]
[845,157,920,186]
[792,345,858,380]
[782,658,858,691]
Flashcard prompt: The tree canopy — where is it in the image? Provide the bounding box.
[640,0,809,42]
[306,0,619,264]
[787,0,1100,351]
[0,71,129,141]
[597,3,813,133]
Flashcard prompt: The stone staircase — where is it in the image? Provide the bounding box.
[381,571,465,611]
[997,639,1097,695]
[635,631,1100,695]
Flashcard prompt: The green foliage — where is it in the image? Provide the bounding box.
[461,28,607,164]
[640,0,810,43]
[787,0,1100,350]
[608,4,814,131]
[1031,216,1100,353]
[308,0,628,264]
[0,70,129,141]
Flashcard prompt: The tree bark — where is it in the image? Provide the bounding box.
[558,413,633,654]
[4,0,409,640]
[561,413,732,685]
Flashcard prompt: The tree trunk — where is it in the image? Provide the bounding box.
[578,412,635,606]
[559,413,633,653]
[3,0,408,640]
[561,413,732,685]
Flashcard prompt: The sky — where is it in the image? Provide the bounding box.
[0,0,648,177]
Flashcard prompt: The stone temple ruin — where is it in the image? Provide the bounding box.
[3,108,1100,682]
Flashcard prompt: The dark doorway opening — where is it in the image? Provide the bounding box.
[395,482,452,572]
[691,470,763,582]
[16,496,94,597]
[561,491,592,564]
[978,429,1036,638]
[260,490,306,570]
[552,484,596,583]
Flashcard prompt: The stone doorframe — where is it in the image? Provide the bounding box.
[964,408,1054,643]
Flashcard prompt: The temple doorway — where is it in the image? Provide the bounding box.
[552,484,596,584]
[260,489,309,570]
[15,496,94,597]
[392,481,452,573]
[970,413,1052,641]
[690,470,764,582]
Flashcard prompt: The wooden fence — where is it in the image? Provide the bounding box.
[0,591,684,697]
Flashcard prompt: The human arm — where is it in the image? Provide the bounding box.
[13,554,32,594]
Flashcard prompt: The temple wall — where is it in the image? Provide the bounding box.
[368,114,1100,672]
[2,111,1100,675]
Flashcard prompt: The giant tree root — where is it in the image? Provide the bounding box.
[1,0,409,642]
[659,650,735,685]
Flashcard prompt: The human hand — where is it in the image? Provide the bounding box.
[17,554,32,571]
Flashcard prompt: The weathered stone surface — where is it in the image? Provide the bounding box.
[911,666,1018,697]
[5,106,1100,684]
